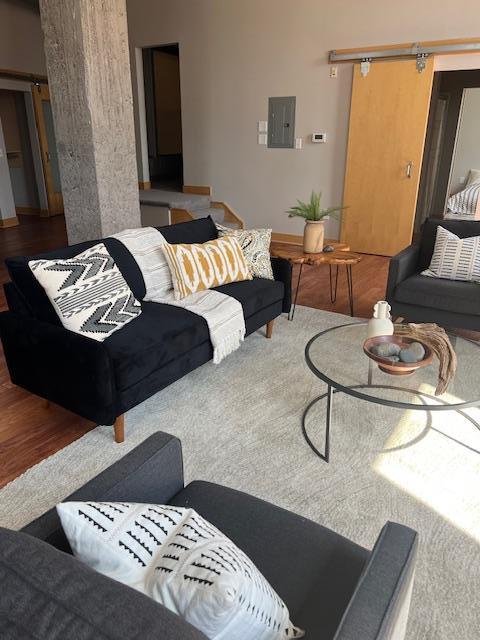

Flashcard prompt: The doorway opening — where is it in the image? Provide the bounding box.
[415,69,480,234]
[0,88,41,217]
[142,43,183,190]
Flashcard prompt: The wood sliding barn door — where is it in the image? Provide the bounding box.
[341,58,434,256]
[31,83,63,216]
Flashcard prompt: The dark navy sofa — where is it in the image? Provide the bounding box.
[0,217,291,441]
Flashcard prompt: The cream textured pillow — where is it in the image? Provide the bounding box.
[216,224,274,280]
[421,226,480,281]
[162,236,252,299]
[29,243,141,341]
[57,501,304,640]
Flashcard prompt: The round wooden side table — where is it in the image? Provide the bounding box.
[270,242,362,319]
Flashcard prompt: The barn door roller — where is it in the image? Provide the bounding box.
[330,39,480,73]
[359,51,428,76]
[415,52,429,73]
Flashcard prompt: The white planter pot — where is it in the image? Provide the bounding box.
[303,220,325,253]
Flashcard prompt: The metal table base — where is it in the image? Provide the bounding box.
[302,383,480,463]
[289,262,355,321]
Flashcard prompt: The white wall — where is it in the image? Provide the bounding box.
[127,0,480,238]
[449,88,480,194]
[0,1,46,75]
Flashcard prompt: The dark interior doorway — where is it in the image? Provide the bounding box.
[415,69,480,234]
[0,88,40,213]
[142,43,183,190]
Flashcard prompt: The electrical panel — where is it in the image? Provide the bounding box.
[268,96,296,148]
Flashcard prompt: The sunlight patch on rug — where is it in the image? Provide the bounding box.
[373,383,480,543]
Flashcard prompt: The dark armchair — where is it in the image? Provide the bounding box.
[386,218,480,331]
[5,432,418,640]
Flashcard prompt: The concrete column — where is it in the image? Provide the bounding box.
[39,0,140,244]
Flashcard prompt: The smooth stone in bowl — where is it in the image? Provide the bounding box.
[399,342,426,363]
[384,355,400,363]
[371,342,401,358]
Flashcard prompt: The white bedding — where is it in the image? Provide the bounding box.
[446,182,480,219]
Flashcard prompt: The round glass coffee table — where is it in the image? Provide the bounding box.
[303,322,480,462]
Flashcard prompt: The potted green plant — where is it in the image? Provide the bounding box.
[287,191,345,253]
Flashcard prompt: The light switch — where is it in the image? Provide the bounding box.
[295,137,303,149]
[258,120,268,133]
[330,66,338,78]
[258,133,267,145]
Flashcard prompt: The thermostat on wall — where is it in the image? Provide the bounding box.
[312,132,327,143]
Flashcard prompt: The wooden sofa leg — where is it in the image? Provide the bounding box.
[114,415,125,443]
[266,320,274,339]
[42,399,50,409]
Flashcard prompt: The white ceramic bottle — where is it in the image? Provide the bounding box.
[367,301,394,338]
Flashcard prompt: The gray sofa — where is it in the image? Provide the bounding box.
[0,433,418,639]
[387,218,480,331]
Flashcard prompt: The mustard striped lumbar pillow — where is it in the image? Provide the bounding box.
[162,236,252,299]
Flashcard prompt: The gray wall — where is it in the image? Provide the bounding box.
[0,0,46,75]
[449,88,480,194]
[2,0,479,236]
[127,0,480,238]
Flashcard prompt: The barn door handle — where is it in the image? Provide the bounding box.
[406,161,413,178]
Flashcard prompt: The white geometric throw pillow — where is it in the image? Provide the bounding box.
[57,502,304,640]
[421,226,480,282]
[29,243,141,341]
[216,224,274,280]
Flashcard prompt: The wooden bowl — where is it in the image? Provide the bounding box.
[363,335,433,376]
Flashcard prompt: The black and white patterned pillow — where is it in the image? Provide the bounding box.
[29,243,141,341]
[216,224,274,280]
[57,501,304,640]
[421,226,480,282]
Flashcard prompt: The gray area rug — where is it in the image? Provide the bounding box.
[1,306,479,639]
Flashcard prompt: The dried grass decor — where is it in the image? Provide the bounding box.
[394,323,457,395]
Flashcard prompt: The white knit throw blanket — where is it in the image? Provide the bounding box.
[111,227,246,364]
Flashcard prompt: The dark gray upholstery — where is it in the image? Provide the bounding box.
[16,433,417,639]
[333,522,417,640]
[22,432,184,553]
[386,219,480,330]
[170,480,369,639]
[395,275,480,316]
[0,528,207,640]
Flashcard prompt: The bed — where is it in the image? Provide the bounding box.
[445,169,480,220]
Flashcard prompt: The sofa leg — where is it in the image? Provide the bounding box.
[114,415,125,443]
[42,399,50,409]
[266,320,274,338]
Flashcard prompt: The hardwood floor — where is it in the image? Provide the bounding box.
[0,217,389,488]
[284,248,389,320]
